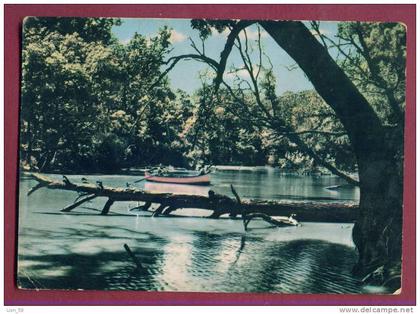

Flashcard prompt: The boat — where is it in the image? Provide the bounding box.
[144,169,211,185]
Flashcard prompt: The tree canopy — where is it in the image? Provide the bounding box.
[20,18,405,179]
[20,16,406,288]
[21,18,405,178]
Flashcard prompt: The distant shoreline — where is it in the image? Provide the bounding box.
[19,166,358,180]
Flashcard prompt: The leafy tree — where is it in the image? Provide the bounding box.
[23,17,121,45]
[328,22,405,125]
[180,19,405,287]
[20,17,407,287]
[21,28,103,171]
[21,18,177,172]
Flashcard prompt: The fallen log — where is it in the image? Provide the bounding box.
[28,173,359,222]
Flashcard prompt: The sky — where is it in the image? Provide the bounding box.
[112,19,339,95]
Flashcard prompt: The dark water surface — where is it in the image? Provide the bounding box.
[17,169,383,294]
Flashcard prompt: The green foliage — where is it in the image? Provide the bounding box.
[20,17,178,172]
[180,86,268,166]
[336,22,406,125]
[20,18,405,176]
[275,91,356,172]
[94,133,127,173]
[23,17,121,45]
[190,19,235,39]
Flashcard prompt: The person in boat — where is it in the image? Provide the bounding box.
[199,165,212,175]
[155,165,167,176]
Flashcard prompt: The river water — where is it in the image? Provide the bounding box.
[17,168,387,294]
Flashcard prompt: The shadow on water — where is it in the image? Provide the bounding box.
[18,225,168,291]
[34,211,139,217]
[185,232,363,293]
[18,226,364,293]
[17,173,365,293]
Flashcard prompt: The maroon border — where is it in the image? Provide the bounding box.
[4,4,416,306]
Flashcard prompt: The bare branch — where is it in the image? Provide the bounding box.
[150,53,219,91]
[27,182,48,196]
[262,50,274,71]
[189,37,204,55]
[281,130,359,186]
[310,21,328,49]
[61,194,97,212]
[214,20,255,91]
[255,26,263,81]
[319,33,369,78]
[236,33,272,119]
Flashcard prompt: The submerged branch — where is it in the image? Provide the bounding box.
[61,194,97,212]
[243,213,299,230]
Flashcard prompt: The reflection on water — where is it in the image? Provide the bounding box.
[144,169,359,202]
[16,169,373,294]
[18,226,362,293]
[38,168,360,202]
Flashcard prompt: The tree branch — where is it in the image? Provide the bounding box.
[310,21,328,49]
[259,20,386,170]
[235,33,272,119]
[284,130,359,186]
[214,20,255,91]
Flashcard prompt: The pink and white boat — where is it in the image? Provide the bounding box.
[144,170,211,185]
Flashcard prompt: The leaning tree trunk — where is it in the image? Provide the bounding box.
[352,155,402,288]
[259,20,403,287]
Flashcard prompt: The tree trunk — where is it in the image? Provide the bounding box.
[28,172,358,222]
[24,120,32,165]
[260,20,403,285]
